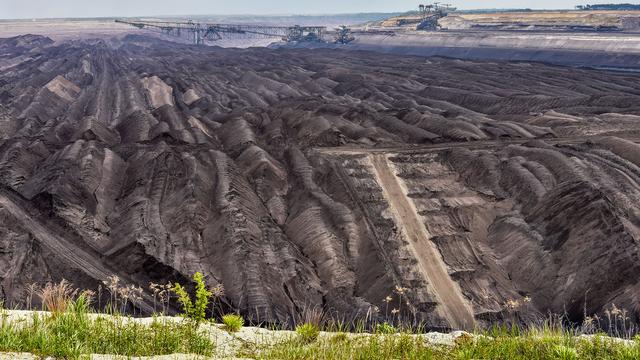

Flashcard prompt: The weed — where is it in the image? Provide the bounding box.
[222,314,244,332]
[0,296,213,359]
[553,344,579,360]
[259,333,440,360]
[173,272,211,323]
[330,332,348,343]
[297,305,325,328]
[375,322,396,334]
[296,323,320,343]
[38,280,76,316]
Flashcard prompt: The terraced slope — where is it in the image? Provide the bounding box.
[2,34,640,329]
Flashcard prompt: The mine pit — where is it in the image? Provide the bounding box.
[1,33,640,330]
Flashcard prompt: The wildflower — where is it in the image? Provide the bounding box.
[583,316,594,326]
[25,282,39,310]
[149,282,161,294]
[384,296,392,303]
[505,299,520,311]
[209,284,225,298]
[391,308,399,315]
[394,286,406,295]
[82,289,96,304]
[105,275,120,292]
[131,286,143,301]
[610,303,621,316]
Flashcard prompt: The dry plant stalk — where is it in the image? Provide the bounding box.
[297,305,326,328]
[38,279,77,316]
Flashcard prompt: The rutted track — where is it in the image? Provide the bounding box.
[316,135,640,156]
[370,154,475,330]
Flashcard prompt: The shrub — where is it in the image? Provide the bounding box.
[222,314,244,332]
[296,323,320,343]
[173,272,211,323]
[375,322,396,334]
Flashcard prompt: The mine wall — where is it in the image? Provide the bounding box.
[287,32,640,70]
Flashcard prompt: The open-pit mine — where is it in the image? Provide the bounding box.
[2,21,640,332]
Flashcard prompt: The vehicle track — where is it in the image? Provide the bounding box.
[369,154,475,330]
[316,135,640,156]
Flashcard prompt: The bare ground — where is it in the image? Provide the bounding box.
[370,154,475,330]
[2,33,640,330]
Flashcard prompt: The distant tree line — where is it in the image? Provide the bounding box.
[576,3,640,10]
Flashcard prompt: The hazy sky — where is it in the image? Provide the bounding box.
[2,1,585,19]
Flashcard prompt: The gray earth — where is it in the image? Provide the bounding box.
[1,33,640,330]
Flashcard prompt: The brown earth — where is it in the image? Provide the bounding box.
[376,10,640,31]
[2,33,640,330]
[442,10,636,29]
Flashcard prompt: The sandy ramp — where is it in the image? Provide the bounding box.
[370,154,475,330]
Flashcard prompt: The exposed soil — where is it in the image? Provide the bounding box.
[440,10,640,31]
[370,154,475,330]
[2,33,640,330]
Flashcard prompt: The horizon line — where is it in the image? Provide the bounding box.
[0,8,582,22]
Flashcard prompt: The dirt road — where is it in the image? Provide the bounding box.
[316,135,640,156]
[370,154,475,330]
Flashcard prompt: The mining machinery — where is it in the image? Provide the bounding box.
[334,25,355,44]
[417,2,455,30]
[115,19,326,45]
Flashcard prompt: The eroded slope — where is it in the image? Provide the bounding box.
[1,34,640,329]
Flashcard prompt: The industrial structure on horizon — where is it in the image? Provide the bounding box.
[116,3,460,47]
[379,3,456,30]
[115,19,326,45]
[417,3,455,30]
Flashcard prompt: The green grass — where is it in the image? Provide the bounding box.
[0,297,213,359]
[375,322,397,334]
[247,334,443,359]
[2,295,640,359]
[295,323,320,343]
[244,328,640,360]
[222,314,244,332]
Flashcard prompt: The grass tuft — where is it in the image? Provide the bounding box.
[0,297,213,359]
[38,280,76,316]
[222,314,244,332]
[375,322,396,334]
[295,323,320,344]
